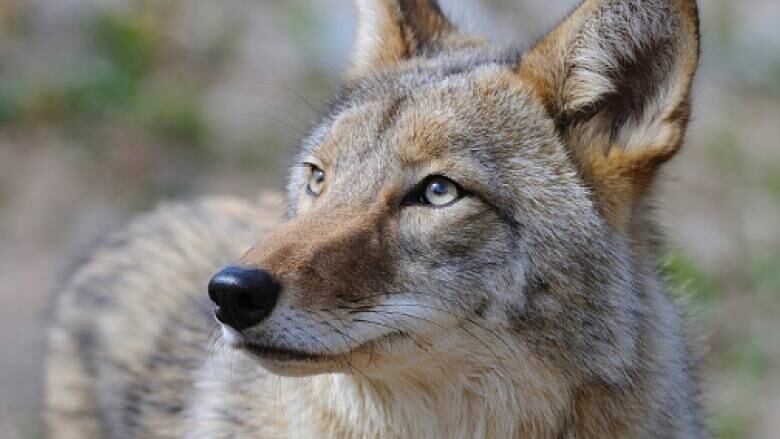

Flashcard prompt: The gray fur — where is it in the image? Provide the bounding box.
[45,1,706,437]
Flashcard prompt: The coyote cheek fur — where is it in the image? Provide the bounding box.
[45,0,706,437]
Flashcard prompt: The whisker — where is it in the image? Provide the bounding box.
[340,300,518,373]
[351,317,403,334]
[302,314,371,379]
[318,309,392,357]
[354,306,509,371]
[345,292,518,357]
[348,309,435,352]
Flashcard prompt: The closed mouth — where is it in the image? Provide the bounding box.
[236,330,409,363]
[238,343,326,362]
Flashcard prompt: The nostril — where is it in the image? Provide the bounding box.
[236,291,254,310]
[237,287,278,310]
[207,265,280,331]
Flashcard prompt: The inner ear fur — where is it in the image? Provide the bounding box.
[518,0,700,228]
[349,0,480,79]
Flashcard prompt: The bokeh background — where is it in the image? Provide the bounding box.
[1,0,778,437]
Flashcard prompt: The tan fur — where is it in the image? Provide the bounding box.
[45,1,706,437]
[349,0,483,79]
[517,0,700,229]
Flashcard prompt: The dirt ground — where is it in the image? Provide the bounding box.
[1,1,779,437]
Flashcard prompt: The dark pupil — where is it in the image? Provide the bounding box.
[313,169,325,183]
[430,181,448,196]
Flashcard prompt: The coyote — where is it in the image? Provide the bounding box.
[45,0,705,437]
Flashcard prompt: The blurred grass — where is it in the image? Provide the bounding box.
[91,12,157,79]
[664,247,719,307]
[714,334,771,439]
[765,169,780,204]
[284,0,324,58]
[664,240,779,438]
[748,251,780,299]
[0,2,298,219]
[0,9,209,149]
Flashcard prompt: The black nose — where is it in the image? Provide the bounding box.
[208,266,280,331]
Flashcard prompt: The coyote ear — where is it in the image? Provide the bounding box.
[518,0,700,228]
[348,0,459,78]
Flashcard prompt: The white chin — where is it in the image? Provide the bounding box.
[220,325,244,346]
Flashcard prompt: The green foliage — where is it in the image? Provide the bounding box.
[707,127,745,176]
[136,85,209,146]
[59,62,138,117]
[285,0,324,58]
[662,247,718,306]
[89,11,157,80]
[0,11,152,125]
[726,336,769,383]
[767,57,780,97]
[712,335,770,438]
[713,411,749,439]
[230,135,289,171]
[0,7,218,151]
[0,79,26,124]
[0,182,6,209]
[766,168,780,204]
[66,11,157,119]
[748,252,780,298]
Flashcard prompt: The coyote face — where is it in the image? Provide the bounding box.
[209,0,700,381]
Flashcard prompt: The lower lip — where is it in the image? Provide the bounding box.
[238,343,326,362]
[239,330,411,361]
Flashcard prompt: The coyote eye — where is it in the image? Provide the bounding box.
[402,176,461,207]
[306,165,326,196]
[424,177,459,206]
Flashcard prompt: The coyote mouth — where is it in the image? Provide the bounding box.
[238,343,327,362]
[237,330,409,364]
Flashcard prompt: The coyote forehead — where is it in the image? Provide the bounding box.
[293,62,587,230]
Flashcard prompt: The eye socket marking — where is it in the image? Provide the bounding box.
[403,175,464,208]
[306,164,326,196]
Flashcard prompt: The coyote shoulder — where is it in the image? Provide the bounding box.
[46,0,706,437]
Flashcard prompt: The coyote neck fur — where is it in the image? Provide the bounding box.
[282,337,568,439]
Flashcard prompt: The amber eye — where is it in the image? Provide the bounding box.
[306,165,326,196]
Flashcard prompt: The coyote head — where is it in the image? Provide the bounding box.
[209,0,700,381]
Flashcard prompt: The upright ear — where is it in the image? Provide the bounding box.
[518,0,700,228]
[349,0,474,78]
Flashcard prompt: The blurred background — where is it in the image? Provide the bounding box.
[0,0,778,437]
